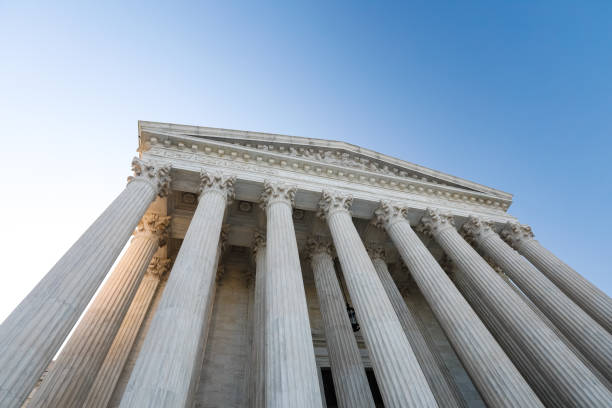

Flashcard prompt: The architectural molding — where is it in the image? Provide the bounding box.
[128,157,172,197]
[259,180,297,209]
[500,222,535,248]
[317,190,353,219]
[198,171,236,203]
[420,208,457,237]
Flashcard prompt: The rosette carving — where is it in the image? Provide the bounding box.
[134,214,171,245]
[419,208,456,237]
[373,200,407,228]
[199,171,236,203]
[316,190,353,219]
[500,222,534,248]
[128,157,172,197]
[461,216,496,245]
[259,180,297,209]
[147,257,172,279]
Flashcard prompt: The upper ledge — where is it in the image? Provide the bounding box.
[138,120,513,202]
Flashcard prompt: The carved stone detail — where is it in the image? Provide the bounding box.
[306,236,334,260]
[500,222,535,248]
[317,190,353,219]
[460,216,497,245]
[198,171,236,203]
[366,245,386,262]
[259,180,297,209]
[128,157,172,197]
[147,257,172,278]
[374,201,407,228]
[251,230,266,258]
[134,214,171,245]
[419,208,456,236]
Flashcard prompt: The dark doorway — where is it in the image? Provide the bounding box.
[320,367,385,407]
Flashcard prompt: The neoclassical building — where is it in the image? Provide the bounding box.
[1,121,611,408]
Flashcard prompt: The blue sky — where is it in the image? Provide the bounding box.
[0,1,610,320]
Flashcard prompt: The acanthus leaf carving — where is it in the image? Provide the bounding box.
[373,200,407,229]
[500,222,534,248]
[461,216,496,245]
[128,157,172,197]
[259,180,297,209]
[134,214,172,246]
[419,207,456,237]
[306,236,334,261]
[147,257,172,279]
[316,190,353,219]
[199,171,236,204]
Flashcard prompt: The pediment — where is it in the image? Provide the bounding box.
[139,121,511,201]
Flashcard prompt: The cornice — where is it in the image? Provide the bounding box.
[139,129,513,214]
[139,120,513,201]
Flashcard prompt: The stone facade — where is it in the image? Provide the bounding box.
[2,120,611,408]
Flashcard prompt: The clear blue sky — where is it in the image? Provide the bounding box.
[0,1,610,321]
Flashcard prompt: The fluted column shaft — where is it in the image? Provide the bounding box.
[451,269,566,407]
[119,172,235,408]
[464,218,612,382]
[0,158,170,408]
[261,181,322,408]
[29,214,170,408]
[83,257,169,408]
[319,191,437,408]
[368,250,466,408]
[422,209,612,407]
[374,201,542,408]
[308,239,375,408]
[502,222,612,333]
[250,233,266,408]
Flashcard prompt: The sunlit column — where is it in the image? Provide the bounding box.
[308,236,375,408]
[83,256,171,408]
[367,246,467,408]
[0,157,170,408]
[319,191,437,408]
[422,208,612,407]
[260,181,322,408]
[462,217,612,383]
[374,201,542,408]
[501,222,612,333]
[119,171,235,408]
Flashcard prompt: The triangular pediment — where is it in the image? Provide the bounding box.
[139,120,512,202]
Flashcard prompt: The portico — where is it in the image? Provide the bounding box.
[1,121,611,407]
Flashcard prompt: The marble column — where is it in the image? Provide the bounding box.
[83,256,170,408]
[260,181,322,408]
[374,201,542,408]
[29,213,170,408]
[501,222,612,333]
[119,171,235,408]
[318,191,437,408]
[250,231,266,408]
[367,246,467,408]
[307,236,375,408]
[449,263,566,407]
[0,157,170,408]
[462,217,612,383]
[421,208,612,407]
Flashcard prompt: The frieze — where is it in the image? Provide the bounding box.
[144,140,512,214]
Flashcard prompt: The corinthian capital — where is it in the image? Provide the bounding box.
[199,171,236,203]
[374,201,407,228]
[146,257,172,279]
[419,208,456,236]
[251,230,266,258]
[500,222,534,248]
[134,213,171,245]
[306,236,334,261]
[366,245,386,262]
[259,180,297,209]
[461,216,496,245]
[317,190,353,219]
[128,157,172,197]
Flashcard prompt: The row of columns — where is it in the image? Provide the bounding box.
[2,158,611,408]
